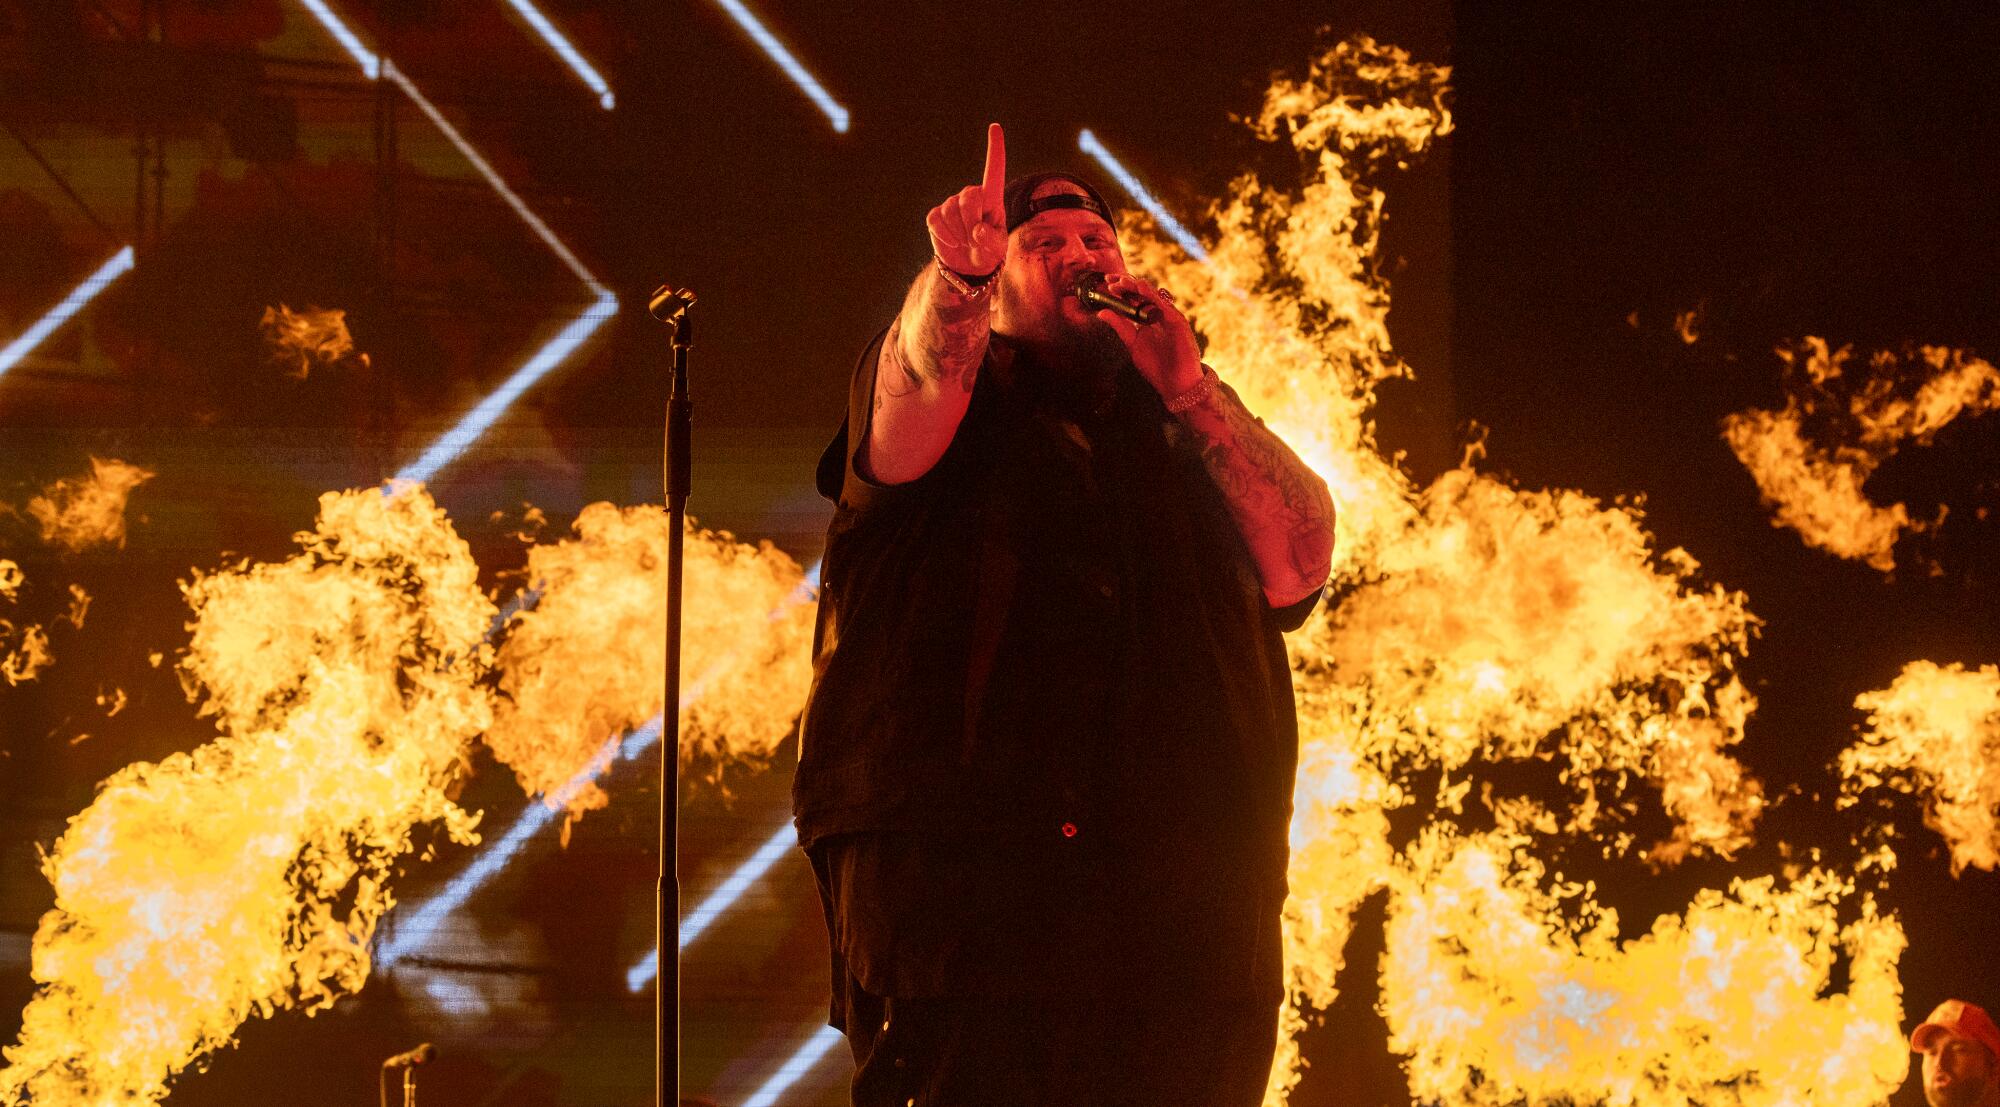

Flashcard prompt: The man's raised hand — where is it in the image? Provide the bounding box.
[926,123,1008,279]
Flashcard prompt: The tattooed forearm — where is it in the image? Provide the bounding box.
[865,264,992,485]
[888,265,991,396]
[1179,377,1336,605]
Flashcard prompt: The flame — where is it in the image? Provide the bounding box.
[1381,828,1907,1107]
[26,458,154,553]
[0,559,53,686]
[0,485,493,1106]
[483,504,816,820]
[1721,339,2000,571]
[259,304,361,380]
[98,685,128,717]
[1102,37,1915,1104]
[1839,661,2000,875]
[1,623,53,687]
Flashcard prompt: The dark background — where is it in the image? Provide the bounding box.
[1,1,1996,1103]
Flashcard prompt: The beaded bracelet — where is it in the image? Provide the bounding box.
[1164,365,1220,414]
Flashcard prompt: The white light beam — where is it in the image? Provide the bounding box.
[502,0,616,110]
[739,1025,846,1107]
[625,822,797,992]
[710,0,850,133]
[378,714,662,970]
[296,0,379,77]
[395,288,618,486]
[0,246,135,378]
[1078,129,1210,263]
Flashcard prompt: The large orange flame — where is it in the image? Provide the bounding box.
[1722,339,2000,572]
[0,485,493,1106]
[1115,37,1901,1104]
[1381,828,1907,1107]
[1839,661,2000,875]
[483,503,816,821]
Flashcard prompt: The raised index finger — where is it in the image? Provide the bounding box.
[980,123,1006,214]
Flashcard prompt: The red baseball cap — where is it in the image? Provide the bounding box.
[1912,1000,2000,1059]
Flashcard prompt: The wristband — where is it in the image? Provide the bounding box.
[934,256,997,299]
[1164,365,1220,414]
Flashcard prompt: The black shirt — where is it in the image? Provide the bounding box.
[796,328,1320,1007]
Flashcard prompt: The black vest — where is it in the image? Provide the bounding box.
[794,328,1314,882]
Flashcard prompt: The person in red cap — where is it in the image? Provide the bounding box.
[1913,1000,2000,1107]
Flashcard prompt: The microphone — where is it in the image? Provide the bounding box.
[1073,272,1160,325]
[382,1043,436,1070]
[648,284,696,322]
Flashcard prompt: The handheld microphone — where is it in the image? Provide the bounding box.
[382,1043,436,1070]
[1072,272,1161,325]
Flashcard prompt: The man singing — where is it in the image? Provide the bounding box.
[795,123,1335,1107]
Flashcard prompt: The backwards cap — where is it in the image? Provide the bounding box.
[1004,172,1118,234]
[1912,1000,2000,1060]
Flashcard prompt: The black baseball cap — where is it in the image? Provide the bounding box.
[1003,172,1118,234]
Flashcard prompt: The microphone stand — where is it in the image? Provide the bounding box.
[649,284,695,1107]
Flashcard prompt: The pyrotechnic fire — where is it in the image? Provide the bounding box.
[484,504,816,820]
[0,485,493,1106]
[1839,661,2000,875]
[1722,339,2000,572]
[0,558,53,686]
[1116,37,1903,1104]
[259,304,362,379]
[1381,828,1907,1107]
[25,458,154,553]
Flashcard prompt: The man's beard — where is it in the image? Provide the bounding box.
[1928,1073,1992,1107]
[1005,318,1131,419]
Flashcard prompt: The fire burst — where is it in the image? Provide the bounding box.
[1722,339,2000,572]
[1841,662,2000,875]
[1117,37,1915,1104]
[25,458,154,553]
[0,486,493,1106]
[485,503,815,821]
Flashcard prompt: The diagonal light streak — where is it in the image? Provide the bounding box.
[624,822,796,992]
[292,0,616,487]
[501,0,616,111]
[380,63,605,291]
[739,1025,845,1107]
[394,288,618,485]
[296,0,379,77]
[377,714,663,970]
[386,551,820,979]
[1078,129,1210,262]
[709,0,849,133]
[0,246,135,378]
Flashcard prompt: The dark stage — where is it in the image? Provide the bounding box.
[1,2,1997,1104]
